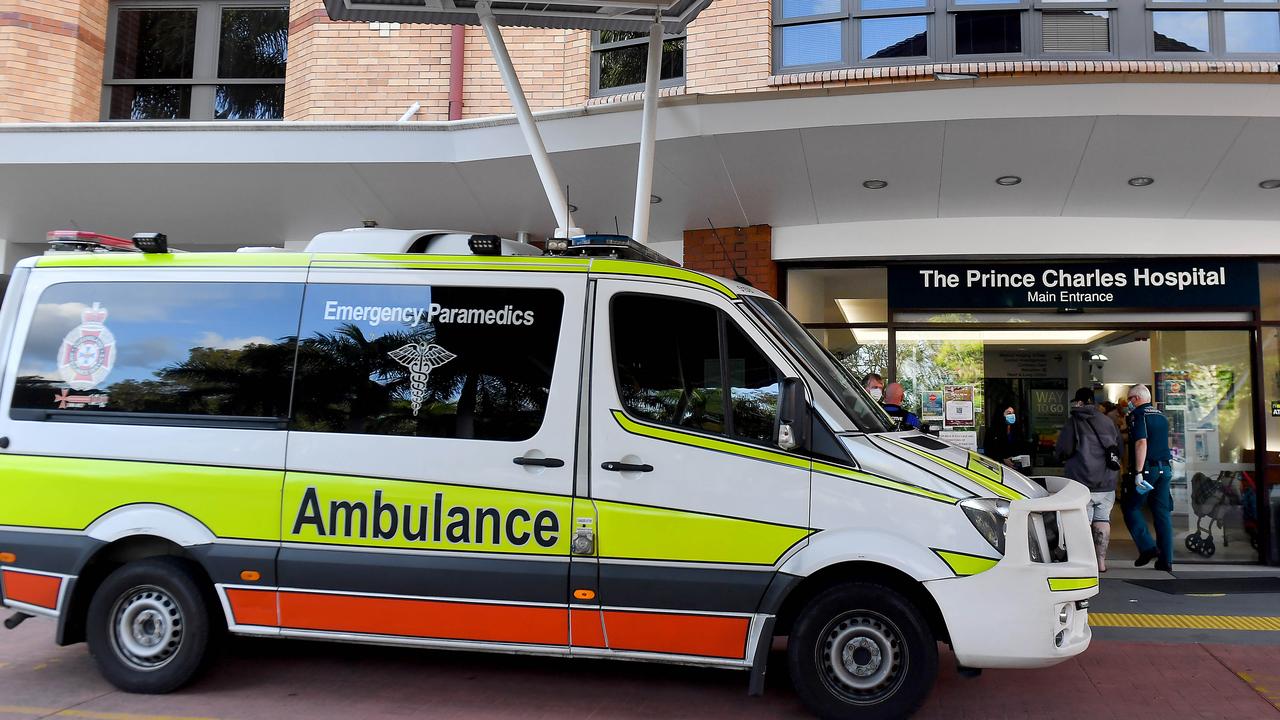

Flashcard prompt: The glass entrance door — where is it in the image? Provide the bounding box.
[886,327,1259,563]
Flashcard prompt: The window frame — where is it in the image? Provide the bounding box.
[1035,5,1118,57]
[102,0,288,121]
[948,5,1033,59]
[1146,1,1280,58]
[772,0,1280,73]
[608,292,788,451]
[590,29,687,97]
[856,9,937,66]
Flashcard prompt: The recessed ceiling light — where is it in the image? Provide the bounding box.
[995,175,1022,186]
[934,72,979,81]
[862,179,888,189]
[567,203,579,213]
[650,194,662,204]
[1260,179,1280,190]
[1128,176,1154,187]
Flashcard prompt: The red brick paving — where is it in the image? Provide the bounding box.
[0,620,1278,719]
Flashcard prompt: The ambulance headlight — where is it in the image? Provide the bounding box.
[960,498,1010,555]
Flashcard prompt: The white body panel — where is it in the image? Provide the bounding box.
[926,476,1096,667]
[588,279,809,529]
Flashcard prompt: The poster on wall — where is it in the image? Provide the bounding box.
[921,391,945,421]
[944,385,975,427]
[940,430,978,451]
[1164,378,1188,411]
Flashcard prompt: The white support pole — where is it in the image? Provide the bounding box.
[476,2,577,236]
[630,18,663,245]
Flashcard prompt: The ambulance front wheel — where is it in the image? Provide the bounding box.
[787,582,938,720]
[86,557,216,694]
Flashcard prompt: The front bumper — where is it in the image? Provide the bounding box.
[925,476,1098,669]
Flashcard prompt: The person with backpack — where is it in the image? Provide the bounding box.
[1056,387,1122,572]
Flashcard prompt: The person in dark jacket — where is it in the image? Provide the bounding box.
[984,404,1030,468]
[881,382,921,430]
[1056,387,1121,572]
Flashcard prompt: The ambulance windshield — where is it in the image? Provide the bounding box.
[744,296,896,434]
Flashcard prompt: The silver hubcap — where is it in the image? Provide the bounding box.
[819,611,906,704]
[110,586,183,671]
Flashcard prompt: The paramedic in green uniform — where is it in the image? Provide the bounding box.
[1121,384,1174,571]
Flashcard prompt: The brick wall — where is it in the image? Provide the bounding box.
[0,0,107,122]
[684,0,771,95]
[285,1,453,122]
[683,225,776,298]
[285,0,590,121]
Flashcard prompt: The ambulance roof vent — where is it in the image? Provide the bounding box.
[304,227,543,257]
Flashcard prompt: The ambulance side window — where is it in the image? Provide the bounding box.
[725,320,782,444]
[10,281,302,420]
[612,295,724,434]
[291,283,563,442]
[612,294,782,445]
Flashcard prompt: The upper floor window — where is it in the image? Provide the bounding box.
[1149,1,1280,55]
[105,1,288,121]
[772,0,1280,72]
[592,30,686,95]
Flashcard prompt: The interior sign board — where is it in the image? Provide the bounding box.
[889,261,1259,310]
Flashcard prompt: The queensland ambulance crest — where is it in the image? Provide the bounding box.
[58,302,116,391]
[388,342,456,416]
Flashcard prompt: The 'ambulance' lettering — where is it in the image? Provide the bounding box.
[291,486,560,549]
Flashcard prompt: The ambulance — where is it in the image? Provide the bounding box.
[0,229,1098,719]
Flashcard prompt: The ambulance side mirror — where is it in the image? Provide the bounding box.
[778,377,808,452]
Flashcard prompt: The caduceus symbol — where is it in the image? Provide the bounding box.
[388,342,457,417]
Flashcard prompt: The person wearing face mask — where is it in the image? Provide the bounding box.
[984,404,1030,469]
[863,373,885,402]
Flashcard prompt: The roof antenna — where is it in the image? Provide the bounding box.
[614,216,620,235]
[706,217,752,287]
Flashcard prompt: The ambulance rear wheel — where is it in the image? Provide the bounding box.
[788,582,937,720]
[86,557,214,694]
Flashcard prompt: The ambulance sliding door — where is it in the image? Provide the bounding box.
[585,280,811,662]
[269,265,586,650]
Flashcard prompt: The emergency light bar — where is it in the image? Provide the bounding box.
[561,234,677,265]
[46,230,139,253]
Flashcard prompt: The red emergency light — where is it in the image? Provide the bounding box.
[46,230,140,252]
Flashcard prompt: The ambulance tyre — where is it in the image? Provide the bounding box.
[788,582,937,720]
[86,557,214,694]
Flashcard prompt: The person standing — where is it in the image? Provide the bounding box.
[1056,388,1121,572]
[864,373,885,402]
[1121,384,1174,571]
[881,382,922,430]
[984,404,1030,468]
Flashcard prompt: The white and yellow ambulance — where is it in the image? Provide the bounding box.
[0,229,1097,719]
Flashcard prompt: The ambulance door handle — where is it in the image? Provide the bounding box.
[601,461,653,473]
[0,437,7,450]
[512,456,565,468]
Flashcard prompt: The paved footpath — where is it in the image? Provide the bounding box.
[1,620,1278,720]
